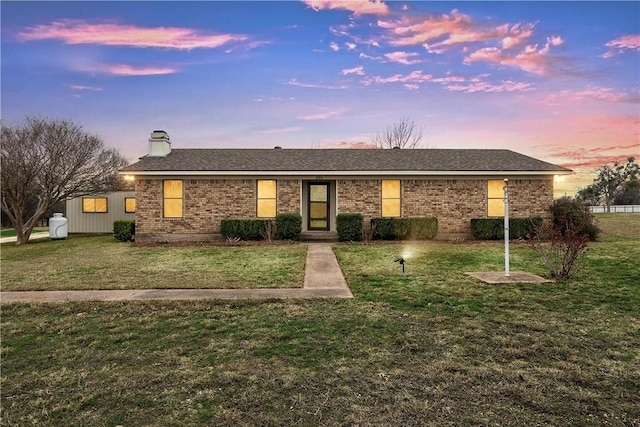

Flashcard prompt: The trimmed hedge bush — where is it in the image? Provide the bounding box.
[275,213,302,240]
[371,217,438,240]
[471,217,542,240]
[336,213,363,241]
[113,220,135,242]
[220,219,269,240]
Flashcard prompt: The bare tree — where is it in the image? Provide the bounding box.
[372,117,426,149]
[1,117,128,244]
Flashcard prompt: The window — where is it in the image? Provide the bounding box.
[381,180,401,217]
[82,197,108,213]
[257,180,276,218]
[125,197,136,213]
[487,180,505,217]
[163,180,183,218]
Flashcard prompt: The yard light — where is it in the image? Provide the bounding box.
[504,178,510,277]
[394,257,406,278]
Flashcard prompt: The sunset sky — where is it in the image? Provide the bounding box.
[2,1,638,196]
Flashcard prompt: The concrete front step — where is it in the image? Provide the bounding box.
[300,231,339,243]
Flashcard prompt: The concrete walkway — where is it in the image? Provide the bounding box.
[0,231,50,244]
[0,243,353,302]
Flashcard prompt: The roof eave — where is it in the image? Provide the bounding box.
[119,170,571,177]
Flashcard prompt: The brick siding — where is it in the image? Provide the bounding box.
[136,176,553,239]
[136,178,301,236]
[337,178,553,235]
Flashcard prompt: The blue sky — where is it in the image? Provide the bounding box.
[2,1,639,196]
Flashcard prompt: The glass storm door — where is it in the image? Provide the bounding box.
[308,183,329,230]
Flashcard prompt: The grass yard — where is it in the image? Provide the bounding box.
[594,212,640,240]
[0,235,306,291]
[1,215,639,425]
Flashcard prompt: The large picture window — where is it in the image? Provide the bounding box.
[82,197,108,213]
[381,180,401,217]
[163,180,183,218]
[487,180,505,217]
[257,180,277,218]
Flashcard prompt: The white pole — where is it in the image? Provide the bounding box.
[504,178,510,277]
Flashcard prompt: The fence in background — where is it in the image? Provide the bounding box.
[589,205,640,213]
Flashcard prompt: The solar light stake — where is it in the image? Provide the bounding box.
[394,257,406,278]
[504,178,510,277]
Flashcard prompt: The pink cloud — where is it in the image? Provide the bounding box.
[341,65,365,75]
[298,111,340,120]
[429,75,465,84]
[554,145,638,162]
[444,79,534,93]
[542,86,636,105]
[104,64,177,76]
[303,0,389,15]
[500,23,536,49]
[256,126,303,135]
[287,78,348,89]
[379,9,473,47]
[326,141,377,149]
[464,37,562,75]
[69,84,102,91]
[359,52,383,61]
[604,34,640,57]
[384,51,422,65]
[362,70,432,86]
[16,19,249,50]
[379,9,536,52]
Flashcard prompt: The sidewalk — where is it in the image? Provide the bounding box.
[0,243,353,302]
[0,232,50,244]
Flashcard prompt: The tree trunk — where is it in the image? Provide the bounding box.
[15,228,32,245]
[12,202,50,245]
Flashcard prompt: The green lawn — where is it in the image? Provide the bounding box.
[1,235,306,291]
[1,215,639,425]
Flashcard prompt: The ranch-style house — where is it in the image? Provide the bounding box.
[119,130,571,242]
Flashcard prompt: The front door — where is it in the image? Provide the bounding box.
[308,183,330,230]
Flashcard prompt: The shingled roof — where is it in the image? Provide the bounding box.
[120,148,570,176]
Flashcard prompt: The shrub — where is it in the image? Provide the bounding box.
[527,199,598,280]
[113,220,135,242]
[471,218,504,240]
[550,197,600,241]
[510,217,543,239]
[471,217,543,240]
[220,219,269,240]
[275,213,302,240]
[371,217,438,240]
[371,218,395,240]
[528,218,589,280]
[336,213,363,242]
[405,217,438,240]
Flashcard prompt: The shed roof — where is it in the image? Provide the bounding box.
[120,148,571,176]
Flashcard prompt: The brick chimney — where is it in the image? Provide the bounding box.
[148,130,171,157]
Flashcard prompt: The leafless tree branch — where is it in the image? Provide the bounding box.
[1,117,128,244]
[372,117,428,149]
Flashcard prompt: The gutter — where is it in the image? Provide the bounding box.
[119,169,571,177]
